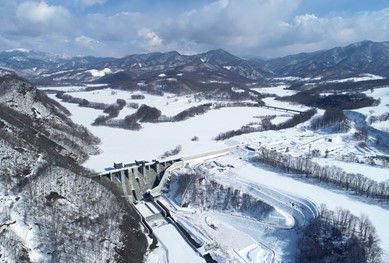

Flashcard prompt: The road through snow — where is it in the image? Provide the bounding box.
[158,153,320,262]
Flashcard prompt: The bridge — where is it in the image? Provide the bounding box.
[259,104,303,114]
[99,147,233,202]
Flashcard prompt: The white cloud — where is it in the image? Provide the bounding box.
[1,0,389,57]
[158,0,302,53]
[154,0,389,57]
[12,1,74,38]
[263,8,389,57]
[85,12,142,41]
[294,13,319,25]
[137,28,163,51]
[79,12,166,54]
[76,0,108,8]
[17,2,70,25]
[75,35,100,49]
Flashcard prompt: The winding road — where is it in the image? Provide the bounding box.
[146,146,319,263]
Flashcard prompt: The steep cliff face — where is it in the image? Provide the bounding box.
[0,70,147,263]
[167,170,274,220]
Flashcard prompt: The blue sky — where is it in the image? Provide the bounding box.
[0,0,388,58]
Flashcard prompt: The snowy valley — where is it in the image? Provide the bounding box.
[42,75,389,262]
[1,41,389,263]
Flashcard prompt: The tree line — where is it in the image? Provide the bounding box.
[310,107,350,132]
[93,101,263,130]
[288,78,389,94]
[216,109,317,140]
[280,91,379,110]
[252,147,389,202]
[56,89,266,131]
[368,112,389,125]
[56,91,109,110]
[298,205,382,262]
[160,145,182,159]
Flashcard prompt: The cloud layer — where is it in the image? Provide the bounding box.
[0,0,389,57]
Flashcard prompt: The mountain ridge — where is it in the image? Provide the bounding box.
[259,40,389,79]
[1,40,389,86]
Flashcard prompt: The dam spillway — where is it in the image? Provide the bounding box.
[99,147,233,202]
[100,158,181,202]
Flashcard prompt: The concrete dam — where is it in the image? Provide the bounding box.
[99,147,233,203]
[100,158,180,202]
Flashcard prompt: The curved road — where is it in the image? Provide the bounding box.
[150,147,319,263]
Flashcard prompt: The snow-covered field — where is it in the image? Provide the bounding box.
[357,86,389,116]
[159,154,316,262]
[324,73,384,83]
[314,158,389,182]
[153,224,205,263]
[250,85,296,96]
[231,154,389,251]
[56,87,216,116]
[43,84,389,261]
[47,89,291,171]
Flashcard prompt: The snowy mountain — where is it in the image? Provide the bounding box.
[0,49,67,77]
[259,40,389,79]
[1,40,389,89]
[0,71,147,262]
[0,48,272,88]
[0,49,115,84]
[45,49,273,95]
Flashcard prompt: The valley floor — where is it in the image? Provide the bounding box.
[44,85,389,262]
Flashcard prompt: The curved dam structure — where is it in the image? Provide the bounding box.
[99,147,233,202]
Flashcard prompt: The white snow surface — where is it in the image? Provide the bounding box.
[48,85,389,261]
[250,85,296,96]
[356,86,389,116]
[48,90,288,171]
[5,47,30,53]
[153,224,205,263]
[324,74,384,83]
[160,154,317,262]
[234,159,389,252]
[88,68,112,77]
[162,149,389,259]
[231,87,245,93]
[63,104,259,171]
[314,158,389,182]
[38,85,86,92]
[64,88,215,116]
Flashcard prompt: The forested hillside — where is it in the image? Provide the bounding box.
[0,69,147,263]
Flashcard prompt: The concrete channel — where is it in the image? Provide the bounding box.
[100,148,233,262]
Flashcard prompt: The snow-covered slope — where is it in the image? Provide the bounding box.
[0,72,147,263]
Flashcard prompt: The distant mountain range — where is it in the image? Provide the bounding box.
[1,40,388,88]
[261,40,389,79]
